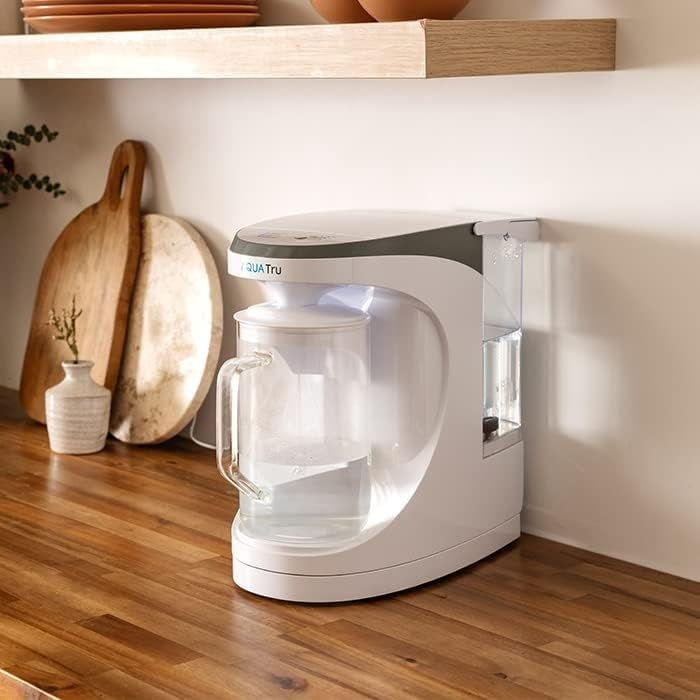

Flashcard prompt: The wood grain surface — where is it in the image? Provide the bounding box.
[0,19,616,80]
[425,18,617,78]
[0,668,58,699]
[19,141,146,424]
[0,386,698,699]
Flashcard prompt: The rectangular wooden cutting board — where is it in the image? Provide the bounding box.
[20,140,146,424]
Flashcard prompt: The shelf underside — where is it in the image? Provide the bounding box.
[0,18,616,80]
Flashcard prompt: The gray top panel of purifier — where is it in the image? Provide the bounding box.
[238,211,479,244]
[232,210,496,271]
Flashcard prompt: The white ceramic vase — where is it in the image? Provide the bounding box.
[45,361,111,454]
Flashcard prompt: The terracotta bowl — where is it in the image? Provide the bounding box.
[357,0,471,21]
[310,0,375,23]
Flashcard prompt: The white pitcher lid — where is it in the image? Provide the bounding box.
[235,303,369,331]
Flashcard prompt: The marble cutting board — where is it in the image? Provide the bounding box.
[110,213,223,444]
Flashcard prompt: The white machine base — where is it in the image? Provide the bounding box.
[232,515,520,603]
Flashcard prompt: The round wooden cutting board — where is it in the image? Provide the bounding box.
[110,214,223,444]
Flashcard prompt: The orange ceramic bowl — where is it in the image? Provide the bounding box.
[358,0,470,21]
[310,0,374,23]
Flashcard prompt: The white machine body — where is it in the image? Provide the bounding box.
[224,210,539,602]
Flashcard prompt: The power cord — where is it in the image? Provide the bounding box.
[189,411,216,450]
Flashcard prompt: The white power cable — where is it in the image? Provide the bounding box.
[188,411,216,450]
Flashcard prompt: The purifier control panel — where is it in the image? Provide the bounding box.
[243,230,345,245]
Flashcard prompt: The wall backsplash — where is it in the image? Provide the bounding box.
[2,0,699,581]
[0,4,21,35]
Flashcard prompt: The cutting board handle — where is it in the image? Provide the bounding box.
[102,140,146,212]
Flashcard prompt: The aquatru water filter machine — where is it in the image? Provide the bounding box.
[216,210,539,602]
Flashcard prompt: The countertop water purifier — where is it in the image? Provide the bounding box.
[216,210,539,602]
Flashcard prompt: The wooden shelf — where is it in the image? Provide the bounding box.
[0,18,616,80]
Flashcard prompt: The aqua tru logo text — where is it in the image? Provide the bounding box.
[242,261,282,275]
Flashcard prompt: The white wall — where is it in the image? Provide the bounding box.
[0,4,21,35]
[2,0,699,581]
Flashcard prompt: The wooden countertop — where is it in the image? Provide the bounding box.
[0,387,698,699]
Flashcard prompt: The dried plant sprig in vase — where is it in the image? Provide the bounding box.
[47,296,83,363]
[0,124,66,208]
[44,296,111,455]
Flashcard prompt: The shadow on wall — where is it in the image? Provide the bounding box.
[258,0,321,25]
[181,218,268,446]
[2,78,260,443]
[521,218,700,575]
[0,3,21,34]
[0,80,129,387]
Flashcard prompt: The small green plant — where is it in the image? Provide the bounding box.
[0,124,66,208]
[47,296,83,364]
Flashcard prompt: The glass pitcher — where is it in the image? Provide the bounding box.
[216,301,371,546]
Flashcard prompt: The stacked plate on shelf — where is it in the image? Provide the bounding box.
[22,0,260,33]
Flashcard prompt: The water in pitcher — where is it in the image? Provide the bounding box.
[239,437,372,545]
[483,326,522,437]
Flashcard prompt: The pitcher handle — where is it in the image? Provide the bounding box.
[216,352,272,503]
